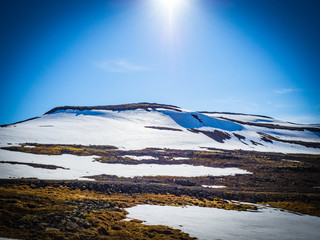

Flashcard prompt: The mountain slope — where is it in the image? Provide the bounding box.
[0,103,319,154]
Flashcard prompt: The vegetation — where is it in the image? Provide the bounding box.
[0,185,257,240]
[260,201,320,217]
[0,185,195,240]
[1,144,320,218]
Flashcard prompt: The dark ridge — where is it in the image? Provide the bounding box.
[0,117,40,128]
[250,140,263,146]
[198,111,273,119]
[144,126,183,132]
[233,133,246,141]
[190,129,231,143]
[260,134,273,144]
[258,132,320,149]
[233,133,248,145]
[45,103,181,114]
[0,161,69,170]
[217,117,320,133]
[191,114,204,125]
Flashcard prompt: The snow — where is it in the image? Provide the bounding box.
[172,157,190,161]
[0,109,209,150]
[204,112,320,128]
[0,108,319,154]
[0,150,251,179]
[282,159,301,163]
[261,128,320,143]
[201,185,226,188]
[123,155,158,160]
[0,238,20,240]
[160,110,244,131]
[126,204,320,240]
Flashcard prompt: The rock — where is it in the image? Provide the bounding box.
[45,227,60,233]
[66,220,79,230]
[83,222,92,229]
[98,226,110,235]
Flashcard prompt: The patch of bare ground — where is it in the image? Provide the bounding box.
[233,133,248,145]
[189,129,231,143]
[144,126,183,131]
[258,132,320,148]
[217,116,320,133]
[0,161,69,170]
[0,185,256,240]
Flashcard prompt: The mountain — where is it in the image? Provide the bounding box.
[1,103,319,154]
[1,103,320,240]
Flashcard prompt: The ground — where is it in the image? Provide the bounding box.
[0,144,320,239]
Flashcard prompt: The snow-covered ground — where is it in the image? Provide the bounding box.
[172,157,190,161]
[204,112,320,128]
[0,107,319,154]
[0,150,251,180]
[126,204,320,240]
[122,155,158,160]
[201,185,226,188]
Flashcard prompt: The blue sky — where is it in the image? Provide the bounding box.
[1,0,319,124]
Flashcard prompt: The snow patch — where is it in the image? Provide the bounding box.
[161,110,243,131]
[122,155,158,160]
[201,185,226,188]
[0,150,251,179]
[126,204,320,240]
[172,157,190,161]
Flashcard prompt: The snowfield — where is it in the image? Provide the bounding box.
[0,149,251,180]
[0,106,319,154]
[126,204,320,240]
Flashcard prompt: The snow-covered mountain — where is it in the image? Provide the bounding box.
[1,103,319,154]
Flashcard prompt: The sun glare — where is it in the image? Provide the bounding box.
[160,0,183,11]
[156,0,186,29]
[152,0,189,38]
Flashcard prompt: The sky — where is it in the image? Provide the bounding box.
[0,0,319,125]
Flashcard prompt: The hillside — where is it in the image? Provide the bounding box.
[0,103,319,154]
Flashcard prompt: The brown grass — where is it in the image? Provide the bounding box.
[260,201,320,217]
[0,185,195,240]
[0,185,258,239]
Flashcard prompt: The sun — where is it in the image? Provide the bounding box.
[152,0,188,33]
[159,0,183,12]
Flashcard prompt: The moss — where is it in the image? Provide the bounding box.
[0,185,197,240]
[1,144,319,219]
[0,184,257,240]
[260,201,320,217]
